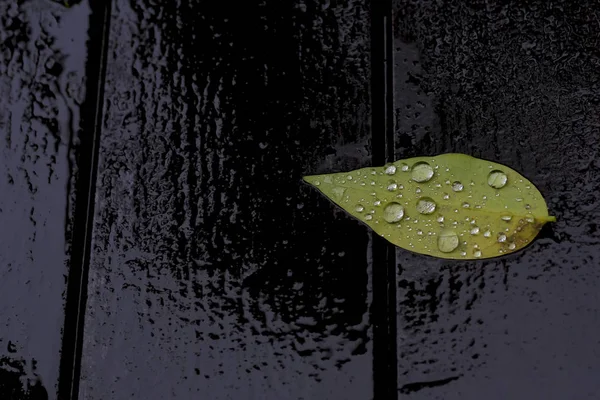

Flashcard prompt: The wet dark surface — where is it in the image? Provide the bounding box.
[393,1,600,399]
[0,1,89,399]
[78,0,374,399]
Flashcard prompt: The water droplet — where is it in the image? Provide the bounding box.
[383,203,405,223]
[314,180,320,186]
[516,198,523,202]
[437,216,445,223]
[437,229,459,253]
[387,182,398,191]
[452,181,464,192]
[525,217,535,223]
[417,229,423,235]
[365,214,373,221]
[525,204,531,209]
[411,162,434,182]
[498,233,507,242]
[370,181,376,185]
[474,250,482,258]
[483,230,492,237]
[470,227,480,235]
[355,205,364,212]
[487,170,507,188]
[415,187,422,194]
[443,193,450,200]
[501,215,513,221]
[508,243,516,250]
[462,202,470,208]
[347,175,353,180]
[332,187,346,200]
[374,200,381,206]
[416,197,437,215]
[324,176,333,184]
[460,251,467,256]
[384,165,397,175]
[398,184,404,190]
[400,163,410,172]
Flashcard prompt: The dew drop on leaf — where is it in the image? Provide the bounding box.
[355,205,364,213]
[411,162,434,182]
[498,233,507,242]
[438,229,459,253]
[383,202,405,223]
[452,181,464,192]
[384,165,397,175]
[416,197,437,214]
[488,170,508,188]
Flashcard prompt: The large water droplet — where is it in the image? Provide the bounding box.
[437,229,459,253]
[452,181,464,192]
[384,165,397,175]
[488,170,508,188]
[383,203,405,223]
[411,162,434,182]
[416,197,437,214]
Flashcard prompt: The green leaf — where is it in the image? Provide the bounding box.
[303,153,556,260]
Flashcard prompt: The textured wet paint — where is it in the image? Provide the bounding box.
[394,1,600,399]
[79,1,373,399]
[0,1,89,399]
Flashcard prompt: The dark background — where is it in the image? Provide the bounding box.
[0,0,598,399]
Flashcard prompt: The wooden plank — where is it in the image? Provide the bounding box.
[79,1,375,399]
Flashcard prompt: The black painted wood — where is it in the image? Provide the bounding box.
[77,1,379,399]
[393,1,600,399]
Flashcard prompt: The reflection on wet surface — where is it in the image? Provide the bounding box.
[0,1,88,398]
[394,1,600,398]
[80,1,373,399]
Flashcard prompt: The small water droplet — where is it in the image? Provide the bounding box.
[314,180,320,186]
[365,214,373,221]
[374,200,381,206]
[411,162,434,182]
[400,163,410,172]
[483,230,492,237]
[384,165,397,175]
[525,204,531,209]
[452,181,464,192]
[460,251,467,256]
[498,233,507,242]
[417,229,423,235]
[474,250,482,258]
[516,198,523,202]
[324,176,333,184]
[416,197,437,214]
[508,243,516,250]
[347,175,353,180]
[355,205,364,212]
[525,217,535,223]
[443,193,450,200]
[482,195,487,200]
[470,227,480,235]
[415,187,422,194]
[487,170,508,188]
[398,184,404,190]
[462,202,470,208]
[387,182,398,191]
[437,229,459,253]
[501,215,512,221]
[437,216,444,223]
[383,203,405,223]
